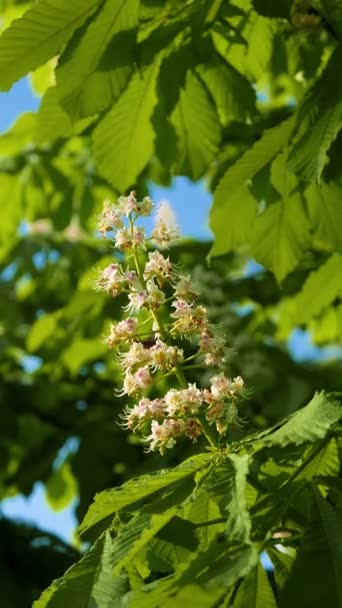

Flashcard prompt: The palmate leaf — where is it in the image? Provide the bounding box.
[93,57,161,191]
[210,117,294,258]
[0,0,103,91]
[80,453,211,535]
[56,0,139,121]
[170,70,221,180]
[279,488,342,608]
[233,561,277,608]
[251,152,311,281]
[288,46,342,183]
[33,531,128,608]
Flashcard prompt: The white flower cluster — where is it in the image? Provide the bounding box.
[95,192,245,454]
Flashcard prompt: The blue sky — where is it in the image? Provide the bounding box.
[1,77,340,545]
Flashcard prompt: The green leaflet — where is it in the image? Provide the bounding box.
[0,0,103,91]
[292,253,342,324]
[199,453,251,542]
[197,55,256,126]
[93,57,161,191]
[288,46,342,183]
[45,462,78,512]
[279,488,342,608]
[296,438,340,480]
[0,113,36,156]
[306,182,342,253]
[33,531,128,608]
[129,583,227,608]
[251,152,311,281]
[80,453,211,535]
[252,0,292,18]
[171,70,221,180]
[56,0,139,121]
[259,391,342,448]
[210,116,294,258]
[233,561,277,608]
[35,86,97,143]
[267,547,294,590]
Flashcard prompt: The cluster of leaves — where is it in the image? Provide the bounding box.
[0,0,341,336]
[34,391,342,607]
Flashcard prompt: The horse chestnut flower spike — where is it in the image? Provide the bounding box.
[95,192,246,454]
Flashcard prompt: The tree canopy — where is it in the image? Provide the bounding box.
[0,0,341,606]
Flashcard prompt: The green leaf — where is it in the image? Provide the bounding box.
[233,561,277,607]
[56,0,139,120]
[201,454,251,542]
[0,113,36,155]
[279,489,342,608]
[252,0,292,18]
[288,46,342,183]
[111,510,178,576]
[306,183,342,253]
[170,70,221,180]
[80,453,211,535]
[45,462,78,512]
[27,312,59,352]
[130,583,227,608]
[251,152,311,281]
[197,56,256,126]
[292,253,342,324]
[93,58,161,190]
[35,86,95,143]
[33,531,128,608]
[267,547,294,590]
[30,58,56,96]
[261,392,342,448]
[296,438,340,481]
[61,338,107,375]
[210,117,294,257]
[0,0,103,91]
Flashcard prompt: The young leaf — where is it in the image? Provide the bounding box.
[210,117,294,258]
[93,58,161,191]
[0,0,103,91]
